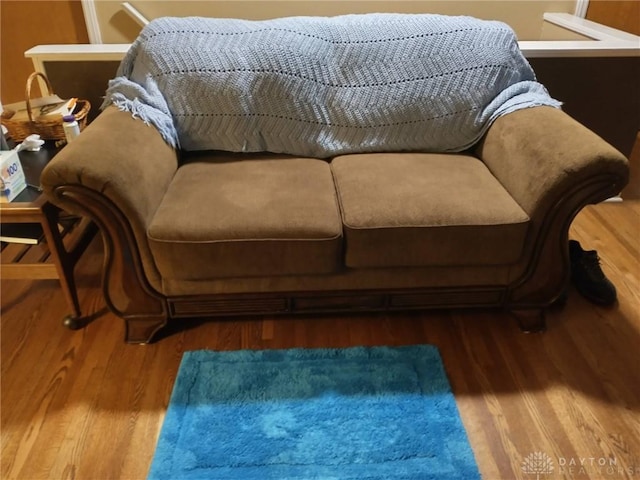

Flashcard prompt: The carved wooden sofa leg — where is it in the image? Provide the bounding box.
[510,309,547,333]
[124,316,168,344]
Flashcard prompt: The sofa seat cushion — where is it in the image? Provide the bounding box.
[148,154,343,279]
[331,153,530,268]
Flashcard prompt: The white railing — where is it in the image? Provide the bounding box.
[25,13,639,66]
[520,12,640,58]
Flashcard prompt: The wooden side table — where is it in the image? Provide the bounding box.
[1,145,98,325]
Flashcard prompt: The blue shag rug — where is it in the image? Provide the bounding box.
[148,345,480,480]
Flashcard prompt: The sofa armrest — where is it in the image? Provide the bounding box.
[475,106,629,307]
[41,106,178,293]
[476,106,629,224]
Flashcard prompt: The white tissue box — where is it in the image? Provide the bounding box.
[0,150,27,202]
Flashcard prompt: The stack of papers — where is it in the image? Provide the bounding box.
[2,95,77,123]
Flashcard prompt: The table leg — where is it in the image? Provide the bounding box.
[39,203,91,320]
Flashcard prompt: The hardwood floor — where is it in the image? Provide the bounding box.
[2,199,639,480]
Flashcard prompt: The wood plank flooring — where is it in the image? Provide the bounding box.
[2,199,639,480]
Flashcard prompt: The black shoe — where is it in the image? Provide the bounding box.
[569,240,617,306]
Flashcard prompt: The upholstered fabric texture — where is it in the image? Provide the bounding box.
[148,153,343,279]
[148,150,533,280]
[40,106,177,291]
[476,106,629,222]
[159,264,512,297]
[331,153,530,268]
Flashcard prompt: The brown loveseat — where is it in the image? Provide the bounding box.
[40,105,628,343]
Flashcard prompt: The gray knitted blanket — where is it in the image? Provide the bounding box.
[103,14,560,156]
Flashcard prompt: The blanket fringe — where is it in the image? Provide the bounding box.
[102,75,180,149]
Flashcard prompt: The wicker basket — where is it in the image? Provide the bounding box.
[1,72,90,142]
